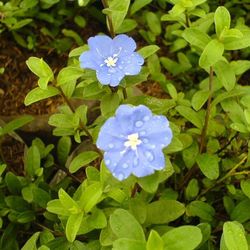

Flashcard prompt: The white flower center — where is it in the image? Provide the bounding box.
[124,133,142,150]
[104,56,118,67]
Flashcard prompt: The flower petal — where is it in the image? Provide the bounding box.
[109,69,125,87]
[79,51,99,70]
[88,35,113,58]
[113,34,136,56]
[104,150,135,180]
[120,53,144,75]
[96,118,125,152]
[96,69,111,85]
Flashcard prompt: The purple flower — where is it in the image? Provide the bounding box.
[79,34,144,87]
[96,105,173,181]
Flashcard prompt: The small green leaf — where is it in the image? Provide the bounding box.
[113,238,146,250]
[24,86,60,106]
[146,12,161,35]
[104,0,130,32]
[214,6,231,37]
[176,106,203,129]
[58,189,81,214]
[101,92,120,117]
[66,212,84,243]
[183,28,211,50]
[240,180,250,198]
[80,182,102,213]
[138,45,160,59]
[116,19,137,33]
[162,226,202,250]
[69,151,99,173]
[24,145,41,177]
[231,199,250,223]
[214,60,236,91]
[69,45,88,57]
[199,39,224,69]
[191,90,209,111]
[110,209,145,241]
[26,57,54,88]
[146,230,163,250]
[186,201,215,221]
[2,116,33,135]
[57,66,83,86]
[21,232,40,250]
[223,221,248,250]
[145,200,185,225]
[196,153,220,180]
[57,136,72,165]
[130,0,152,15]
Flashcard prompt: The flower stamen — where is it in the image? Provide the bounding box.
[124,133,142,150]
[104,56,118,67]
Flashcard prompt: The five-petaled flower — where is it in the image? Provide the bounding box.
[96,105,173,181]
[79,34,144,87]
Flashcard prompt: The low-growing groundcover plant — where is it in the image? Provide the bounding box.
[1,0,250,249]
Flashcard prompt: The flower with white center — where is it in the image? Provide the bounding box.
[96,105,173,181]
[79,34,144,87]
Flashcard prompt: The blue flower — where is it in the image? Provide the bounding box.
[79,34,144,87]
[96,105,173,181]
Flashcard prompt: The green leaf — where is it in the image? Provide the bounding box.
[1,116,33,135]
[21,232,40,250]
[162,226,202,250]
[66,212,84,242]
[5,172,22,194]
[62,29,84,46]
[26,57,54,89]
[24,145,41,177]
[223,28,243,39]
[185,179,199,200]
[186,201,215,221]
[146,12,161,35]
[69,151,99,173]
[176,106,203,129]
[69,45,88,57]
[199,39,224,69]
[80,182,102,213]
[231,199,250,223]
[191,90,209,111]
[57,136,72,165]
[11,18,33,30]
[113,238,146,250]
[130,0,152,15]
[146,230,163,250]
[241,180,250,199]
[116,19,137,33]
[214,60,236,91]
[196,153,219,180]
[182,28,211,50]
[214,6,231,37]
[231,60,250,75]
[58,189,81,214]
[104,0,130,32]
[110,209,145,241]
[223,30,250,50]
[145,200,185,224]
[46,199,69,216]
[101,92,120,117]
[223,221,248,250]
[57,66,83,86]
[24,86,60,106]
[138,45,160,59]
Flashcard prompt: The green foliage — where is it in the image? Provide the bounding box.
[1,0,250,249]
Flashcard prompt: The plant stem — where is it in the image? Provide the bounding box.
[101,0,115,38]
[122,87,128,100]
[197,155,248,198]
[185,12,190,27]
[200,66,213,153]
[178,67,214,190]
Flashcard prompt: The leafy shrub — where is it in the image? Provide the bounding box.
[1,0,250,249]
